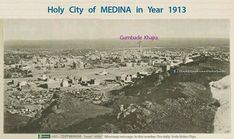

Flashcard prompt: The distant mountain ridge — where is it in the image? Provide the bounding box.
[4,38,229,49]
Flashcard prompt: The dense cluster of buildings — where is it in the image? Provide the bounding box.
[4,46,229,117]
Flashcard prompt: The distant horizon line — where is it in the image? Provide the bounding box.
[4,37,230,42]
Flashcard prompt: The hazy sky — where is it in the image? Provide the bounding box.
[4,19,229,40]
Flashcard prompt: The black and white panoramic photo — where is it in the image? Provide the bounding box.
[4,19,230,133]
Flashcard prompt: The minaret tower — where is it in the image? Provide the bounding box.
[138,40,142,53]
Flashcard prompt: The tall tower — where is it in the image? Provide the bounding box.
[138,41,142,52]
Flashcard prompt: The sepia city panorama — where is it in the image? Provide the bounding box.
[4,19,230,133]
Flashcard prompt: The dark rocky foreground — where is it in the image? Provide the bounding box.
[5,56,229,133]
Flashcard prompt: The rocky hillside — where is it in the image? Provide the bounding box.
[11,56,229,133]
